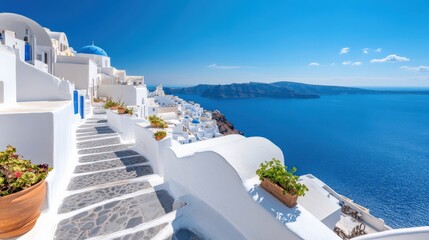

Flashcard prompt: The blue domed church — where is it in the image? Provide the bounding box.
[77,42,111,68]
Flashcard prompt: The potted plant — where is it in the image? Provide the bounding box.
[256,158,308,208]
[92,97,105,103]
[149,115,167,128]
[124,107,134,115]
[154,131,167,141]
[103,98,118,110]
[117,106,126,114]
[0,145,51,238]
[103,98,124,110]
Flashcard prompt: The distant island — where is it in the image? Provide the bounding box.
[165,81,429,99]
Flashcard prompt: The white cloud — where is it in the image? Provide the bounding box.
[207,63,253,69]
[340,47,350,55]
[400,66,429,72]
[308,62,320,66]
[370,54,410,63]
[343,61,362,66]
[363,48,383,54]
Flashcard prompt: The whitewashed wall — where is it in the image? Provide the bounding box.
[133,130,300,239]
[106,109,147,142]
[133,129,340,239]
[0,46,17,104]
[16,58,73,101]
[54,56,98,94]
[98,85,147,106]
[134,123,174,175]
[161,138,302,240]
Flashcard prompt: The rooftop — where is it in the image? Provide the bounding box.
[78,43,108,56]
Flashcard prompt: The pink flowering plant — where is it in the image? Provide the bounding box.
[0,145,51,196]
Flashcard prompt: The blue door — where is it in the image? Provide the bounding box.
[79,95,85,119]
[73,91,78,114]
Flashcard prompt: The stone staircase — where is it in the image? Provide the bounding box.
[53,115,203,240]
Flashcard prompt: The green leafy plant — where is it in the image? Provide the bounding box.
[154,131,167,141]
[256,158,308,196]
[124,107,134,115]
[0,146,51,197]
[149,115,168,128]
[103,98,125,109]
[92,97,105,103]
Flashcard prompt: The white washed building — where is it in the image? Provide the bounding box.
[1,13,427,240]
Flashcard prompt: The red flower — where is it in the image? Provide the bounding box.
[14,171,23,178]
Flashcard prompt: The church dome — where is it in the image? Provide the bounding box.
[78,43,108,56]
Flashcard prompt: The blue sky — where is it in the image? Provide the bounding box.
[2,0,429,86]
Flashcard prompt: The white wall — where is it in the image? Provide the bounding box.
[0,46,16,104]
[54,56,97,96]
[163,150,300,239]
[16,58,73,101]
[98,85,147,106]
[106,109,147,142]
[49,102,77,210]
[133,130,340,239]
[134,123,174,175]
[133,130,298,239]
[167,186,247,240]
[77,53,110,68]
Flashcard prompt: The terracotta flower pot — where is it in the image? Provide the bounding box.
[0,180,46,238]
[117,107,126,114]
[260,178,298,208]
[109,106,119,110]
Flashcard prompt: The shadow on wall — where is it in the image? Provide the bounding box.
[249,185,302,224]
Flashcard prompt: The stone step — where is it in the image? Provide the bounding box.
[79,150,140,163]
[58,181,151,214]
[74,156,149,174]
[76,133,119,142]
[85,118,107,122]
[54,190,174,240]
[78,123,110,129]
[78,144,133,155]
[112,223,168,240]
[67,165,154,191]
[77,137,121,150]
[76,126,112,134]
[76,129,116,138]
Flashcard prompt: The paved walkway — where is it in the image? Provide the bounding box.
[53,115,203,240]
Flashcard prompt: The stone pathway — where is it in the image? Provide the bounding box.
[54,115,203,240]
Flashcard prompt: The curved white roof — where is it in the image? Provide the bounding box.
[0,13,52,47]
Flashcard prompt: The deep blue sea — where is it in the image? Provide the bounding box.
[176,93,429,228]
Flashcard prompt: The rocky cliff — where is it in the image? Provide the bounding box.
[211,110,243,136]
